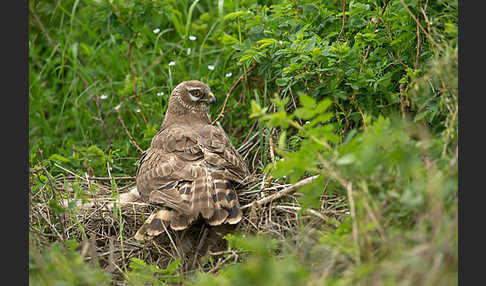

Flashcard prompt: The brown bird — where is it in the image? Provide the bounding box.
[134,80,250,241]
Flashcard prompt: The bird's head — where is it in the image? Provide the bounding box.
[171,80,216,113]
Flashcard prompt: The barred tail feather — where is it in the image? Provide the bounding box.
[170,214,195,230]
[136,175,244,240]
[208,208,229,226]
[187,175,242,226]
[134,209,174,241]
[191,176,216,219]
[225,188,242,224]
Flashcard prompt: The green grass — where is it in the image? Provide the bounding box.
[29,0,457,285]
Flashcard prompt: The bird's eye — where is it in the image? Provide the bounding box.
[188,88,202,101]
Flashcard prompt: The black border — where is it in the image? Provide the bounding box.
[458,1,482,285]
[3,0,29,285]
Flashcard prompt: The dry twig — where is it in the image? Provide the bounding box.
[336,0,347,42]
[398,0,437,48]
[242,175,320,209]
[212,62,257,124]
[117,110,144,153]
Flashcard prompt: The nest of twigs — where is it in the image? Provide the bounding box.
[30,173,347,284]
[29,130,348,285]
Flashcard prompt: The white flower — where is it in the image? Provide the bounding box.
[114,104,121,111]
[305,121,310,124]
[153,28,160,34]
[187,48,191,55]
[135,108,141,113]
[345,211,350,215]
[189,35,197,41]
[208,65,215,70]
[157,91,164,97]
[168,61,175,66]
[225,72,232,77]
[100,94,108,100]
[374,29,379,33]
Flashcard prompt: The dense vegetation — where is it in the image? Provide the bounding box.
[29,0,457,285]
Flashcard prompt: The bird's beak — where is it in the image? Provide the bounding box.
[208,92,216,104]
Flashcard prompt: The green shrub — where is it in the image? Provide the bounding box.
[30,0,457,285]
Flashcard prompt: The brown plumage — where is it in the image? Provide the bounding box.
[134,80,249,241]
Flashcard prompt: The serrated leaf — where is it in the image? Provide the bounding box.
[315,99,332,113]
[294,107,315,119]
[312,112,333,124]
[267,111,289,128]
[298,93,316,108]
[250,100,267,118]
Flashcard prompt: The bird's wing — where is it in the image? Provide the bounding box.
[136,125,203,199]
[195,124,250,182]
[134,124,249,238]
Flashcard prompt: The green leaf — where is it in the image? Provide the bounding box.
[336,154,355,165]
[298,175,326,209]
[48,200,66,214]
[257,38,279,49]
[294,107,315,119]
[134,37,144,49]
[49,154,70,163]
[278,130,287,149]
[224,11,249,21]
[250,100,267,118]
[315,99,332,113]
[238,53,254,63]
[312,112,333,124]
[414,111,429,122]
[166,258,180,273]
[298,93,316,108]
[276,78,289,86]
[221,33,238,45]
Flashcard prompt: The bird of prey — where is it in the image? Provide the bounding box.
[134,80,250,241]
